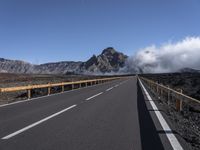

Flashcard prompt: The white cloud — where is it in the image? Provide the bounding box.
[125,36,200,73]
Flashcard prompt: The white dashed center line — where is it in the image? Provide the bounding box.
[106,87,114,92]
[114,84,119,88]
[86,92,103,101]
[2,104,77,140]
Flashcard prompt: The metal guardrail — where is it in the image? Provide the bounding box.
[139,77,200,111]
[0,77,123,99]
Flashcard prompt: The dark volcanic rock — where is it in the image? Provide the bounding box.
[142,73,200,150]
[142,73,200,100]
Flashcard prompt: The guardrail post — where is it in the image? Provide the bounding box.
[176,89,183,112]
[160,86,163,100]
[150,82,152,90]
[27,89,31,99]
[61,84,64,92]
[140,77,200,113]
[167,85,170,105]
[154,83,156,93]
[156,82,159,95]
[157,86,159,97]
[48,83,51,95]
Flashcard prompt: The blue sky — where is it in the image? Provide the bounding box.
[0,0,200,64]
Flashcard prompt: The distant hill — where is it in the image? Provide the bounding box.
[0,47,128,74]
[0,58,34,74]
[179,68,200,73]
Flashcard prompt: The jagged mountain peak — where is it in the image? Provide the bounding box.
[83,47,128,73]
[101,47,117,55]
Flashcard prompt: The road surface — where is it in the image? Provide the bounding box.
[0,77,189,150]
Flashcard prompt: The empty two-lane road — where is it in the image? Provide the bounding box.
[0,77,188,150]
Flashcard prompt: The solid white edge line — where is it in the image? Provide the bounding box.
[106,87,114,92]
[0,100,28,107]
[1,104,77,140]
[138,79,183,150]
[86,92,103,101]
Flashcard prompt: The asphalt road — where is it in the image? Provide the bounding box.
[0,77,189,150]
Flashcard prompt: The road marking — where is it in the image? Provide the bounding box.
[119,79,129,85]
[1,105,77,140]
[86,92,103,101]
[0,79,115,108]
[139,79,183,150]
[114,84,119,87]
[106,87,113,92]
[0,100,29,108]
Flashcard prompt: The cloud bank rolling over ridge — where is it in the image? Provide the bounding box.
[123,37,200,73]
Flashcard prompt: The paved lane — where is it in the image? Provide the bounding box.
[0,77,188,150]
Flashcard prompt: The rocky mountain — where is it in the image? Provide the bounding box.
[34,61,83,74]
[0,47,128,74]
[81,47,128,73]
[0,58,33,73]
[0,58,82,74]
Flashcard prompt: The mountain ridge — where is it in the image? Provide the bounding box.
[0,47,128,74]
